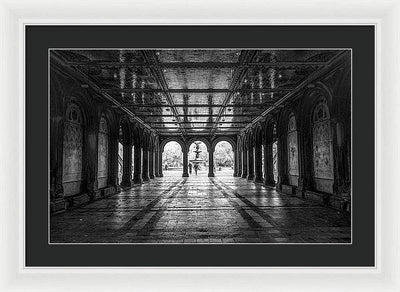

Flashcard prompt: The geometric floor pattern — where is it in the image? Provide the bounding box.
[50,172,351,244]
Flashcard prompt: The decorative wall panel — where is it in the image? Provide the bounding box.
[312,101,334,193]
[287,114,299,186]
[97,117,109,189]
[62,103,83,196]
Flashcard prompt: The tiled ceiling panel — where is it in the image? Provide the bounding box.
[52,49,345,138]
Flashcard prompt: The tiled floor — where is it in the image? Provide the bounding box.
[50,173,351,243]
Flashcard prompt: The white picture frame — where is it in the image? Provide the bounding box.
[0,0,399,290]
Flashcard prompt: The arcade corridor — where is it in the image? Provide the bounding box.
[50,49,352,244]
[50,174,350,243]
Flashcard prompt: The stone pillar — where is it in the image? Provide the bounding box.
[182,148,189,177]
[241,149,248,178]
[142,148,150,181]
[247,147,255,180]
[86,130,100,198]
[236,150,242,177]
[254,143,263,183]
[154,149,160,177]
[50,119,66,213]
[233,149,238,177]
[208,150,215,177]
[159,150,163,177]
[133,145,142,184]
[108,131,119,191]
[264,142,275,186]
[149,149,155,179]
[121,142,133,188]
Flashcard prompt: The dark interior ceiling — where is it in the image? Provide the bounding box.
[52,49,346,138]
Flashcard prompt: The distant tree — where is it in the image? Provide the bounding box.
[214,142,233,167]
[162,142,183,168]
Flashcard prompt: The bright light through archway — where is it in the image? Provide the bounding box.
[214,141,234,176]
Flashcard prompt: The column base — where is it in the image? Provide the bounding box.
[241,173,248,178]
[254,176,263,183]
[182,173,189,177]
[133,177,142,184]
[247,175,254,180]
[50,198,67,214]
[120,180,132,188]
[149,174,155,179]
[142,176,150,182]
[264,175,276,187]
[208,173,215,177]
[264,179,276,187]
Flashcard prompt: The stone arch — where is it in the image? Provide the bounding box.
[263,115,277,143]
[131,124,142,148]
[185,137,211,153]
[275,104,300,189]
[62,100,86,197]
[160,137,185,153]
[97,115,109,189]
[253,123,263,146]
[297,85,335,195]
[311,97,334,193]
[211,136,236,153]
[118,116,132,145]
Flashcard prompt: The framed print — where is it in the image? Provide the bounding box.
[1,0,399,291]
[26,25,370,267]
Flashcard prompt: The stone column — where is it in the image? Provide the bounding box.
[236,150,242,177]
[241,149,248,178]
[254,143,263,183]
[247,147,255,180]
[86,130,100,198]
[142,148,150,181]
[182,148,189,177]
[133,145,142,184]
[264,142,275,186]
[50,119,66,213]
[121,142,133,188]
[149,149,155,179]
[154,148,160,177]
[108,132,119,191]
[208,150,215,177]
[233,149,238,177]
[159,150,164,177]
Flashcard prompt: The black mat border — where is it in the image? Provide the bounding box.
[25,25,375,267]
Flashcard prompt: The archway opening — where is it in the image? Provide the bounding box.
[162,141,183,177]
[272,141,278,184]
[188,141,209,176]
[261,144,265,179]
[214,141,234,176]
[118,142,123,184]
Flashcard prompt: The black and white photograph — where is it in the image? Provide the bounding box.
[49,48,352,244]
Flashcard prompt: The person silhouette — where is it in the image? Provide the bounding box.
[194,164,199,176]
[188,163,192,175]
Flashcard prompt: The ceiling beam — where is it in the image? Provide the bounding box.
[149,121,251,124]
[210,50,259,136]
[112,103,273,108]
[104,88,292,93]
[140,114,251,117]
[67,61,327,68]
[50,52,157,134]
[140,51,186,138]
[101,88,293,94]
[240,51,350,133]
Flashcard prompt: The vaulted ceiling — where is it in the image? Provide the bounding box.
[52,49,347,138]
